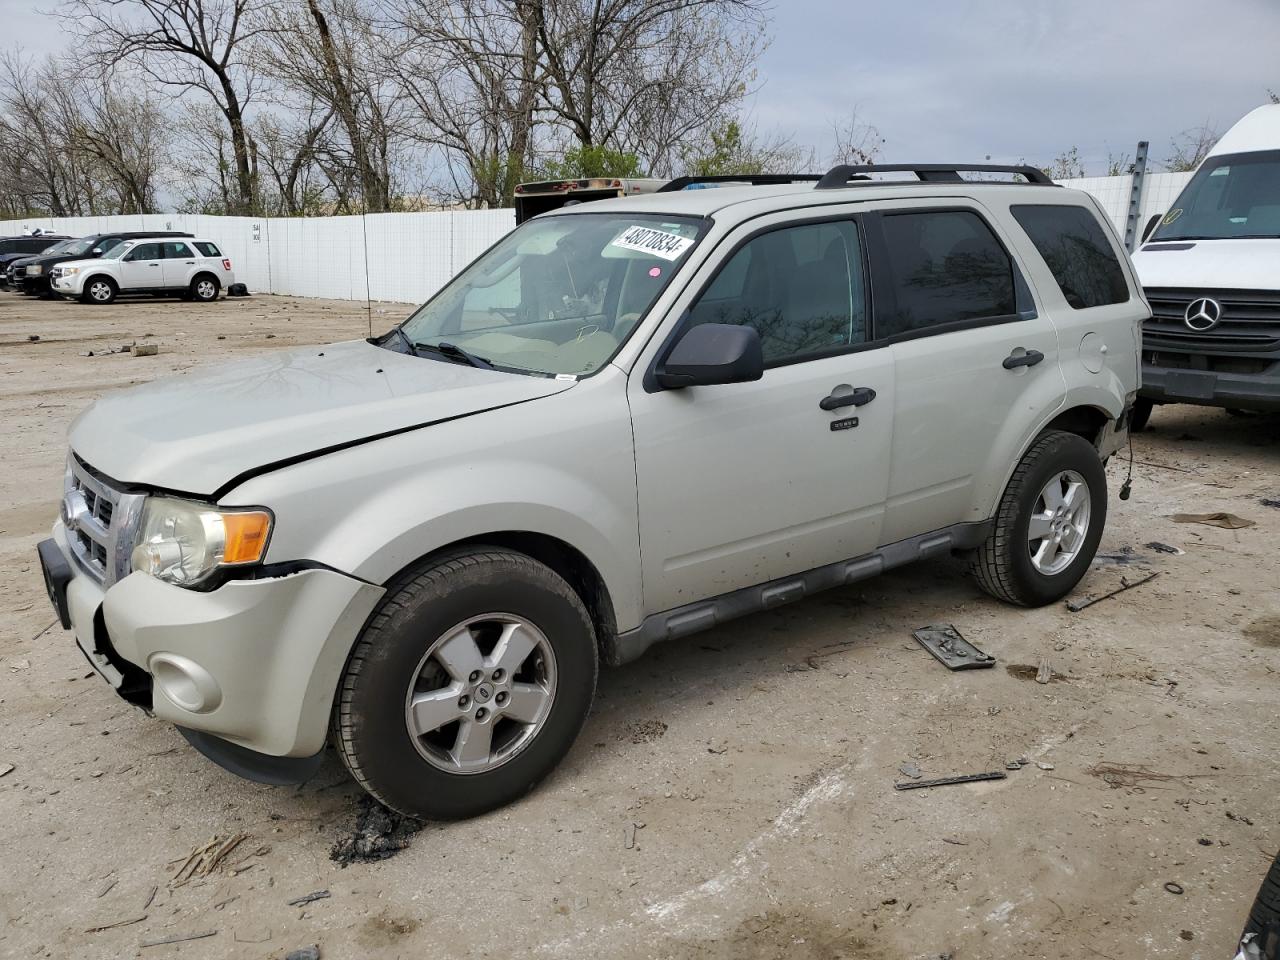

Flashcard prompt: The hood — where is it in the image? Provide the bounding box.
[70,339,575,497]
[1132,239,1280,290]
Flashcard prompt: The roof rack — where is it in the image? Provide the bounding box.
[657,174,823,192]
[814,163,1056,190]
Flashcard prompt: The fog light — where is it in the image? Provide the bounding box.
[149,653,222,714]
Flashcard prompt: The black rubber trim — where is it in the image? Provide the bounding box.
[37,538,72,629]
[177,727,325,786]
[610,520,993,665]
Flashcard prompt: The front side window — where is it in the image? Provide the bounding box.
[687,220,866,364]
[877,210,1015,338]
[1151,150,1280,241]
[401,213,703,376]
[125,243,163,261]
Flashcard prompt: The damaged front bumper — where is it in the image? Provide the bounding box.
[40,520,383,779]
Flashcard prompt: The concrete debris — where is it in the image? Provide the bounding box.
[285,947,321,960]
[1036,761,1055,771]
[899,762,923,780]
[1035,660,1053,684]
[330,795,420,866]
[0,763,13,778]
[130,343,158,357]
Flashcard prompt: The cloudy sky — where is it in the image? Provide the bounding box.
[3,0,1277,176]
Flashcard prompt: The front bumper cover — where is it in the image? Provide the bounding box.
[44,521,384,763]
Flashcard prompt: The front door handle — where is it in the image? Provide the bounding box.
[820,386,876,411]
[1002,348,1044,370]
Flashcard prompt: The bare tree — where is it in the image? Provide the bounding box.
[251,107,336,215]
[60,80,171,213]
[679,117,811,176]
[1163,121,1219,173]
[65,0,266,213]
[829,110,884,166]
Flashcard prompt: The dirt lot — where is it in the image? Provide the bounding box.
[1,291,1277,960]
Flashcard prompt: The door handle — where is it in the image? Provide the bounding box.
[820,386,876,411]
[1002,349,1044,370]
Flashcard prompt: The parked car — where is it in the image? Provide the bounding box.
[15,231,194,296]
[1130,103,1280,428]
[37,163,1143,819]
[0,233,69,285]
[4,238,74,288]
[50,237,234,304]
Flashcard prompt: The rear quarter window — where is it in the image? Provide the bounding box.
[194,242,222,257]
[1011,204,1129,309]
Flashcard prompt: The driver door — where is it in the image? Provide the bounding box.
[119,242,164,290]
[627,214,895,615]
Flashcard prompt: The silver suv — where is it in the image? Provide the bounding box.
[37,164,1144,819]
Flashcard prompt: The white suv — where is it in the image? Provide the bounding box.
[51,237,235,304]
[37,165,1144,819]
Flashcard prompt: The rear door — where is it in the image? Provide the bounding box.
[118,242,165,290]
[627,212,896,614]
[866,201,1066,543]
[161,241,197,288]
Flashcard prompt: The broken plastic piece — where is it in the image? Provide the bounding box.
[912,624,995,670]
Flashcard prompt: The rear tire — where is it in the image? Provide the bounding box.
[971,430,1107,606]
[191,275,219,302]
[332,547,598,820]
[1129,397,1153,432]
[81,277,117,305]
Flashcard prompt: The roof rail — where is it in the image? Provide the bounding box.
[657,173,823,192]
[814,163,1056,190]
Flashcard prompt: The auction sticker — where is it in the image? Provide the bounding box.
[610,225,694,261]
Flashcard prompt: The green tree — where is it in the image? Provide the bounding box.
[541,144,645,179]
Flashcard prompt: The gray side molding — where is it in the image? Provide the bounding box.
[611,521,993,665]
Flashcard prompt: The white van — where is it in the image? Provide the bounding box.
[1130,103,1280,427]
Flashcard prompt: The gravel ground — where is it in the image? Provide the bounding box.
[1,290,1277,960]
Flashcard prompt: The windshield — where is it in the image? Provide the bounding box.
[399,213,705,376]
[1151,150,1280,241]
[61,238,97,256]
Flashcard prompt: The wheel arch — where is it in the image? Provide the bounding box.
[379,531,621,667]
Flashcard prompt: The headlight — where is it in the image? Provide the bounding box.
[62,266,79,276]
[28,265,42,275]
[130,497,272,586]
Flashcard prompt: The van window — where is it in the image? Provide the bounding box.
[1011,204,1129,308]
[1152,150,1280,241]
[687,220,866,364]
[877,210,1016,338]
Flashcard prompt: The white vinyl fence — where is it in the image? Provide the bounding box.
[0,171,1193,305]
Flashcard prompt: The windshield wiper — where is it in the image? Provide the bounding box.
[415,340,495,370]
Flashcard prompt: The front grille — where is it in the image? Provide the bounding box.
[13,265,26,280]
[63,456,145,586]
[1143,287,1280,353]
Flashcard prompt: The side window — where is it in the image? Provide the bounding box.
[164,242,193,258]
[1011,204,1129,309]
[194,241,221,257]
[126,243,161,261]
[877,210,1016,339]
[687,220,866,364]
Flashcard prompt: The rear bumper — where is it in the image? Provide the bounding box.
[41,521,384,761]
[1140,362,1280,412]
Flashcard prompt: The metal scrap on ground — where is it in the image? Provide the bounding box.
[1066,572,1160,612]
[894,771,1007,791]
[912,624,996,670]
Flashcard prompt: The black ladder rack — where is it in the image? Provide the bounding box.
[814,163,1056,189]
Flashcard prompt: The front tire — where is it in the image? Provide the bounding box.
[971,430,1107,606]
[81,277,117,305]
[333,548,598,820]
[1130,397,1153,432]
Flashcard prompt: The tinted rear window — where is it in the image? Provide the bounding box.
[877,210,1016,338]
[1011,204,1129,309]
[194,241,221,257]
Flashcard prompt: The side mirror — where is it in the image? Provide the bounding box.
[655,323,763,390]
[1142,215,1161,243]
